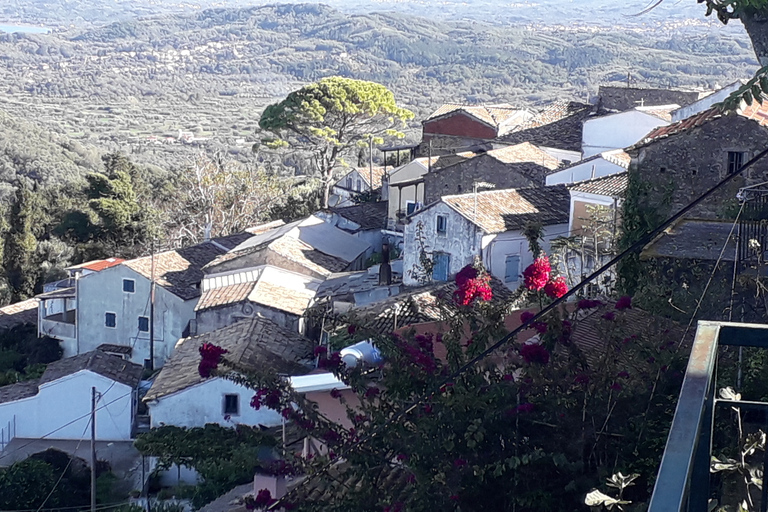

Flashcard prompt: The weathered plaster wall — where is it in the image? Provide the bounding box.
[546,157,625,185]
[583,111,669,158]
[196,303,300,335]
[77,265,195,368]
[402,202,482,286]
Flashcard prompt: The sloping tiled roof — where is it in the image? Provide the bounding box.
[124,242,226,300]
[196,281,258,311]
[440,185,571,233]
[68,258,125,272]
[338,166,388,190]
[636,101,768,149]
[0,351,142,405]
[212,232,256,251]
[635,104,679,122]
[425,103,523,127]
[486,143,561,170]
[251,280,316,316]
[144,316,314,401]
[269,236,349,276]
[640,219,738,262]
[0,298,38,330]
[496,101,598,152]
[329,201,388,231]
[568,172,628,198]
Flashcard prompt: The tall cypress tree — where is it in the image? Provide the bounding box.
[4,185,42,302]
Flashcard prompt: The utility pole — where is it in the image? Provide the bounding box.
[149,241,155,372]
[91,387,97,512]
[369,135,374,193]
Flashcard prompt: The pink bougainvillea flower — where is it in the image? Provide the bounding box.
[330,388,342,399]
[574,373,590,386]
[602,311,616,321]
[347,324,357,335]
[314,346,327,357]
[453,265,493,306]
[364,387,380,398]
[251,388,281,411]
[520,311,536,324]
[198,343,228,378]
[520,343,550,365]
[615,295,633,311]
[319,351,343,371]
[544,275,568,299]
[532,321,548,334]
[253,489,276,509]
[610,382,622,391]
[523,256,551,291]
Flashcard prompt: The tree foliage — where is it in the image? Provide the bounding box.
[258,77,413,207]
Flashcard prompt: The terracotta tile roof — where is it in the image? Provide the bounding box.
[424,103,531,136]
[636,100,768,149]
[212,232,256,251]
[567,172,628,198]
[0,351,143,405]
[246,220,286,235]
[97,344,133,355]
[329,201,388,231]
[144,317,314,401]
[440,185,571,233]
[485,143,561,170]
[68,258,125,272]
[196,281,258,311]
[640,219,738,261]
[0,298,38,330]
[601,149,631,168]
[497,101,599,152]
[124,242,226,300]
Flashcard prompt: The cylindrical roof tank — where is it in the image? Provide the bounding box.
[340,340,383,368]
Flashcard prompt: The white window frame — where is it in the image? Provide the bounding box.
[405,200,417,216]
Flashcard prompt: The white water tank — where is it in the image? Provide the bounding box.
[340,340,383,368]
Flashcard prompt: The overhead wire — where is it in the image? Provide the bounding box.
[271,145,768,508]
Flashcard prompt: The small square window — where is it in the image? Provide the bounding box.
[728,151,746,174]
[223,394,239,415]
[138,316,149,332]
[144,359,152,369]
[436,215,447,234]
[105,312,116,328]
[123,279,135,293]
[406,202,417,215]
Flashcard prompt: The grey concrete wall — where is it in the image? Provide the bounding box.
[598,86,701,111]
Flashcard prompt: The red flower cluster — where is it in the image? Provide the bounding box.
[318,351,343,371]
[453,265,493,306]
[544,275,568,299]
[250,388,281,411]
[198,343,228,378]
[615,295,633,311]
[523,257,551,291]
[253,489,276,509]
[397,333,438,375]
[520,343,550,365]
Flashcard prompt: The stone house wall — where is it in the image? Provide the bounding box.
[629,115,768,220]
[597,86,701,111]
[423,156,547,205]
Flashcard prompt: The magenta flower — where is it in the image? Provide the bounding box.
[574,374,590,386]
[602,311,616,321]
[520,311,536,324]
[577,298,603,309]
[253,489,276,508]
[610,382,622,391]
[523,257,551,291]
[544,275,568,299]
[198,343,228,378]
[514,402,535,414]
[330,388,342,399]
[364,387,380,398]
[347,324,357,335]
[615,295,633,311]
[520,343,550,365]
[314,346,328,357]
[453,265,493,306]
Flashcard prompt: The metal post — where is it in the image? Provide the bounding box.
[91,386,97,512]
[149,244,155,372]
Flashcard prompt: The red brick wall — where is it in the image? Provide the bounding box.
[423,113,497,140]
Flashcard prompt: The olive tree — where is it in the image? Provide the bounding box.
[257,77,413,208]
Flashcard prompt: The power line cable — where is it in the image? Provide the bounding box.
[271,144,768,508]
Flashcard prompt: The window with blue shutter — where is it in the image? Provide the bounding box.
[505,255,520,283]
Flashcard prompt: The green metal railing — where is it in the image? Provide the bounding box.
[649,321,768,512]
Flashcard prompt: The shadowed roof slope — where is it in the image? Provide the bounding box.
[568,172,628,198]
[144,316,314,401]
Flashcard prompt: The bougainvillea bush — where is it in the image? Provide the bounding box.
[198,261,689,512]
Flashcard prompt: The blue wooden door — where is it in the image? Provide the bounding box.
[432,252,450,282]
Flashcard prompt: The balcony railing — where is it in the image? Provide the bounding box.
[649,321,768,512]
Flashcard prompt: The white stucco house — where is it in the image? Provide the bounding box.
[671,80,745,122]
[0,351,142,447]
[38,242,232,369]
[402,185,570,289]
[581,105,677,158]
[545,149,630,185]
[144,316,314,429]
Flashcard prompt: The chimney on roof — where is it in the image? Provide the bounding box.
[379,241,392,286]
